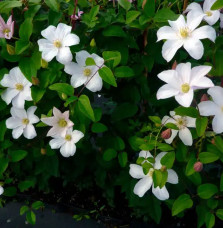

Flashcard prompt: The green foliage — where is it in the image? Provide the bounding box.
[172,194,193,216]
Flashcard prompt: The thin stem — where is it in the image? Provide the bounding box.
[183,0,188,11]
[72,0,78,30]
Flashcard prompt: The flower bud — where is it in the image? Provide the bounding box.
[193,161,203,172]
[161,129,172,139]
[32,77,39,85]
[160,165,167,172]
[211,138,215,145]
[6,44,15,55]
[41,148,46,155]
[200,94,208,102]
[90,38,96,47]
[41,59,48,68]
[172,60,177,70]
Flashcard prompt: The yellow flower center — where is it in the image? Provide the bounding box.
[181,83,190,93]
[180,27,190,38]
[3,28,10,35]
[53,40,62,48]
[15,83,24,91]
[83,68,92,77]
[65,134,72,141]
[147,168,154,177]
[206,11,212,17]
[22,118,29,125]
[176,117,187,130]
[58,118,67,127]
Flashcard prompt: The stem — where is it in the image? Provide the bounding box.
[183,0,188,11]
[72,0,78,30]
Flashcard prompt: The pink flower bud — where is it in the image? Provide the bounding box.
[200,94,209,102]
[194,161,203,172]
[161,129,172,140]
[172,60,177,70]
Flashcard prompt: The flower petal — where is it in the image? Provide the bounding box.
[64,62,82,75]
[23,124,37,139]
[41,117,57,126]
[49,138,65,149]
[207,86,223,106]
[55,23,72,41]
[175,89,194,107]
[38,39,54,51]
[183,38,204,60]
[152,185,169,201]
[0,74,16,88]
[41,25,56,41]
[154,152,167,169]
[1,88,19,105]
[204,10,220,25]
[12,126,24,139]
[203,0,217,11]
[198,101,219,116]
[91,53,104,67]
[72,130,84,143]
[0,186,4,195]
[139,151,153,159]
[190,65,212,85]
[162,39,184,62]
[56,47,72,64]
[192,25,216,42]
[157,26,177,41]
[167,169,178,184]
[212,114,223,134]
[27,106,39,124]
[12,93,25,109]
[157,84,179,100]
[86,73,103,92]
[179,127,193,146]
[6,117,21,129]
[129,164,146,179]
[192,77,214,89]
[176,62,191,84]
[60,142,76,157]
[63,33,80,47]
[76,50,91,66]
[157,70,181,89]
[134,177,153,197]
[10,106,27,119]
[187,10,204,31]
[165,129,178,144]
[168,15,186,31]
[186,116,196,128]
[42,48,58,62]
[185,2,203,13]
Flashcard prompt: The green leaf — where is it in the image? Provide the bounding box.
[211,0,223,10]
[197,184,218,199]
[18,180,35,192]
[0,157,8,174]
[31,87,45,103]
[174,106,199,118]
[160,152,175,169]
[205,212,215,228]
[154,8,178,22]
[19,57,37,82]
[144,0,155,17]
[8,150,28,162]
[114,66,134,78]
[172,194,193,216]
[0,120,6,141]
[118,0,131,11]
[85,57,96,66]
[0,1,22,13]
[15,40,30,55]
[157,143,174,152]
[118,152,128,167]
[64,96,78,107]
[103,148,117,161]
[112,103,138,121]
[19,18,33,41]
[126,11,141,24]
[216,209,223,220]
[199,152,219,164]
[149,116,161,124]
[102,51,121,67]
[165,123,179,130]
[32,201,44,210]
[78,95,95,121]
[3,186,17,197]
[142,162,153,175]
[103,25,127,37]
[49,83,74,96]
[98,66,117,87]
[81,5,99,28]
[153,170,167,188]
[20,206,29,215]
[214,136,223,153]
[91,122,108,133]
[26,211,36,225]
[44,0,60,12]
[185,157,196,176]
[196,117,208,137]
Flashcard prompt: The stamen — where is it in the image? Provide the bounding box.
[53,40,62,48]
[180,27,190,38]
[65,134,72,141]
[83,68,92,77]
[15,83,24,91]
[22,118,29,125]
[58,119,67,127]
[181,83,190,93]
[206,11,212,17]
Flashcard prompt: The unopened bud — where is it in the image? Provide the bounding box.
[161,129,172,140]
[160,165,167,172]
[211,138,215,145]
[194,161,203,172]
[172,60,177,70]
[61,93,67,100]
[23,6,28,12]
[32,77,39,85]
[200,94,209,102]
[90,38,96,47]
[41,148,46,155]
[6,44,15,55]
[41,59,48,68]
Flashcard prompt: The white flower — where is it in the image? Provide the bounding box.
[157,63,214,107]
[161,111,196,146]
[0,186,4,195]
[129,151,178,200]
[185,0,220,26]
[37,23,80,64]
[49,128,84,157]
[41,107,74,137]
[64,50,104,92]
[0,67,32,108]
[6,106,39,139]
[198,86,223,134]
[157,12,216,61]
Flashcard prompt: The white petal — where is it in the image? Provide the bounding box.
[203,0,217,11]
[190,65,212,85]
[165,129,178,144]
[72,130,84,143]
[6,117,21,129]
[53,107,62,118]
[27,106,39,124]
[198,101,219,116]
[186,2,203,13]
[192,25,216,42]
[10,106,27,119]
[207,86,223,106]
[12,126,24,139]
[38,39,54,51]
[175,89,194,107]
[162,116,176,125]
[55,23,72,41]
[179,127,193,146]
[91,53,104,67]
[186,116,196,128]
[154,152,167,169]
[157,70,181,89]
[204,11,220,25]
[56,47,72,64]
[162,39,184,62]
[167,169,178,184]
[41,25,56,41]
[86,73,103,92]
[12,93,25,109]
[64,62,81,75]
[60,142,76,157]
[133,177,153,197]
[42,48,58,62]
[49,138,65,149]
[1,88,19,105]
[152,185,169,201]
[129,164,146,179]
[139,151,153,158]
[23,124,37,139]
[176,62,191,84]
[0,74,16,88]
[168,15,186,31]
[157,26,177,41]
[212,114,223,134]
[10,67,27,85]
[183,38,204,60]
[187,10,204,31]
[0,186,4,195]
[192,77,214,89]
[76,50,91,66]
[157,84,179,100]
[41,117,57,126]
[63,33,80,46]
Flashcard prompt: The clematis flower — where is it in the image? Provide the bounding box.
[0,67,32,108]
[129,151,178,200]
[198,86,223,134]
[37,23,80,64]
[0,15,14,39]
[161,111,196,146]
[49,128,84,157]
[0,186,3,195]
[157,63,214,107]
[41,107,74,137]
[157,12,216,61]
[6,106,39,139]
[64,50,104,92]
[185,0,220,26]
